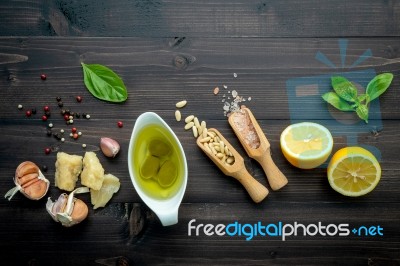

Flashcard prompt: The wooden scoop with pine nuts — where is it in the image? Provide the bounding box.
[196,128,269,203]
[228,107,288,191]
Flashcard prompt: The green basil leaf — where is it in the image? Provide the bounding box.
[81,63,128,102]
[322,92,354,111]
[357,94,368,103]
[355,104,369,123]
[331,76,358,102]
[331,76,350,88]
[366,73,393,103]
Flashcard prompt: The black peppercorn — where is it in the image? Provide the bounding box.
[61,109,66,115]
[65,109,70,115]
[75,113,81,118]
[45,111,51,117]
[56,97,62,102]
[58,101,64,107]
[31,108,37,114]
[46,129,52,136]
[42,165,48,172]
[82,113,87,117]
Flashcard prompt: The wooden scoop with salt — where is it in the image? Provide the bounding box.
[196,128,269,203]
[228,107,288,190]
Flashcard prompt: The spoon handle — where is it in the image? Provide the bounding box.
[231,168,269,203]
[257,152,288,191]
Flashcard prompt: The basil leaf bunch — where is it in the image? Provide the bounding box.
[81,63,128,103]
[322,73,393,123]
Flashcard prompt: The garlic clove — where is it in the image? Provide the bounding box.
[46,187,90,227]
[100,137,120,158]
[5,161,50,201]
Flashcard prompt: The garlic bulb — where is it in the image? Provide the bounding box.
[4,161,50,201]
[46,187,89,227]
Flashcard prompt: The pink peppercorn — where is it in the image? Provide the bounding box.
[40,74,47,80]
[44,148,51,154]
[117,121,123,128]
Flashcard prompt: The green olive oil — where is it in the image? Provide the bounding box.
[133,124,184,200]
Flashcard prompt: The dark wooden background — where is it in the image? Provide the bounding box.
[0,1,399,265]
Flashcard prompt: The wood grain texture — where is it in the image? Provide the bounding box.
[0,3,399,264]
[0,0,400,37]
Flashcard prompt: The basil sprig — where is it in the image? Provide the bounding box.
[322,73,393,123]
[81,63,128,103]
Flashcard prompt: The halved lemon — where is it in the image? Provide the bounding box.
[327,147,381,197]
[280,122,333,169]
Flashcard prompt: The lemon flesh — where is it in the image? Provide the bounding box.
[280,122,333,169]
[327,147,381,197]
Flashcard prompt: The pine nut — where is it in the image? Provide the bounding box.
[207,131,216,138]
[194,117,200,129]
[200,137,211,143]
[176,100,187,108]
[192,125,198,138]
[214,146,221,152]
[201,121,206,133]
[202,128,208,138]
[185,122,194,130]
[226,156,235,164]
[210,144,217,155]
[185,115,194,123]
[175,110,182,121]
[219,141,225,154]
[216,153,224,159]
[224,145,230,155]
[204,143,212,153]
[197,124,203,135]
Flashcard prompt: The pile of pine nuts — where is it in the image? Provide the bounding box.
[175,100,235,166]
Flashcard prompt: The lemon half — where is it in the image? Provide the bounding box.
[280,122,333,169]
[327,147,381,197]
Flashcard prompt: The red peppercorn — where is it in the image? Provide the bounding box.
[117,121,123,128]
[25,110,32,117]
[44,148,51,154]
[76,96,82,102]
[42,115,48,121]
[64,114,69,121]
[40,74,47,80]
[71,127,77,133]
[44,106,50,112]
[73,133,79,139]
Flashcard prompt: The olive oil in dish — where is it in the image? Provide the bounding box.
[132,124,184,199]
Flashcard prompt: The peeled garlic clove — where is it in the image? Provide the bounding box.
[100,137,120,158]
[46,187,90,227]
[4,161,50,201]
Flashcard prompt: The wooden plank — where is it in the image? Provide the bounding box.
[0,1,399,37]
[0,37,399,120]
[1,119,399,204]
[0,202,398,265]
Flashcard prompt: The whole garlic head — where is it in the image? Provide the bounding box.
[46,187,89,227]
[4,161,50,201]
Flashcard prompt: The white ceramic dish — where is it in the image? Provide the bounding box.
[128,112,188,226]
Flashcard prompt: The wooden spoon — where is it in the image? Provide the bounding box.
[228,107,288,191]
[196,128,269,203]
